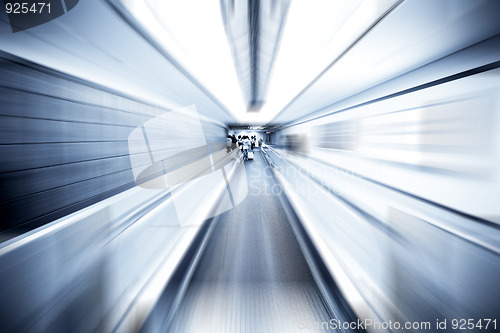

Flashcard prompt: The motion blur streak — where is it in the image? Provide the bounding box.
[1,0,500,333]
[272,33,500,330]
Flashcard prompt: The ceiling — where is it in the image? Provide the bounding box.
[1,0,500,127]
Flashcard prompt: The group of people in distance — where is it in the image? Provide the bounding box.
[226,134,259,160]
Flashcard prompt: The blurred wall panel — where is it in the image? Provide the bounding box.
[268,35,500,329]
[275,36,500,221]
[0,53,226,239]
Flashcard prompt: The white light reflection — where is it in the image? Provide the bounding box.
[118,0,246,118]
[257,0,400,124]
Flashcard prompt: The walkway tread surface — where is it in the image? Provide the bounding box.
[167,150,337,333]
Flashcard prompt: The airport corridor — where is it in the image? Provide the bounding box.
[1,1,500,332]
